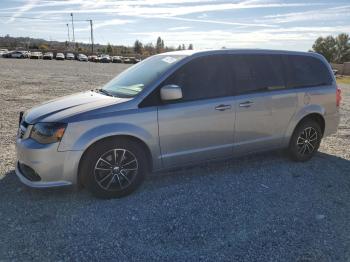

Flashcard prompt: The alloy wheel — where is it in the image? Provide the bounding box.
[94,148,138,191]
[296,127,318,156]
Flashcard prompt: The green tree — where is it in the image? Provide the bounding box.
[182,44,185,50]
[106,43,113,54]
[156,36,163,53]
[312,36,336,62]
[134,40,143,54]
[334,33,350,63]
[188,43,193,50]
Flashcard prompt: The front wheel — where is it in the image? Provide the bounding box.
[81,138,149,198]
[288,120,322,162]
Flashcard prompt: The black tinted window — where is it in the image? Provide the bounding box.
[230,54,286,95]
[285,55,332,88]
[164,55,233,101]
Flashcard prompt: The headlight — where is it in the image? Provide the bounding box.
[30,122,67,144]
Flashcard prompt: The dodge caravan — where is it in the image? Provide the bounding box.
[16,49,341,198]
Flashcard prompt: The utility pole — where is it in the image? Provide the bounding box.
[66,23,70,43]
[88,19,94,54]
[70,13,75,48]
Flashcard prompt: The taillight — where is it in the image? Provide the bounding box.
[336,85,342,107]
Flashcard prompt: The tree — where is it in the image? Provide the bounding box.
[177,45,182,50]
[312,33,350,63]
[39,44,49,51]
[134,40,143,54]
[106,43,113,54]
[334,33,350,63]
[144,42,155,55]
[188,43,193,50]
[156,36,163,53]
[182,44,186,50]
[312,36,336,62]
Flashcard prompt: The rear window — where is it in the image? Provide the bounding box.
[284,55,332,88]
[230,54,286,95]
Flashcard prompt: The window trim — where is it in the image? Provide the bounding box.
[139,52,333,108]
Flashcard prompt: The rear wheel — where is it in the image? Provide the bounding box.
[81,138,148,198]
[288,120,322,162]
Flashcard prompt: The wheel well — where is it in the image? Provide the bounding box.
[77,135,153,187]
[296,113,325,135]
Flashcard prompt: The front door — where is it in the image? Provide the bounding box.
[157,54,235,167]
[158,97,235,167]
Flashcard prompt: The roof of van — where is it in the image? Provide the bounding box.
[161,48,322,58]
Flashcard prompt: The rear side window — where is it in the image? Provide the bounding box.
[230,54,286,95]
[285,55,332,88]
[164,55,233,101]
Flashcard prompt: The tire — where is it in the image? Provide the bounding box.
[81,138,149,198]
[288,120,322,162]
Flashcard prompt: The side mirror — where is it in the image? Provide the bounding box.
[160,85,183,101]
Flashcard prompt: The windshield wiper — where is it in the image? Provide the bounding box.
[96,88,114,97]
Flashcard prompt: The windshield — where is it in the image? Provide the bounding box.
[102,54,186,98]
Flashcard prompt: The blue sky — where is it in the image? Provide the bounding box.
[0,0,349,51]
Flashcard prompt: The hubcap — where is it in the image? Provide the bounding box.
[296,127,318,156]
[94,148,138,191]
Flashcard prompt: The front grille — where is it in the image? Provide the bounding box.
[18,163,41,182]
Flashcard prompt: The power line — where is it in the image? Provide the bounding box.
[0,15,89,22]
[0,14,95,54]
[0,15,62,21]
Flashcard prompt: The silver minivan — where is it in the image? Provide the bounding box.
[16,49,341,198]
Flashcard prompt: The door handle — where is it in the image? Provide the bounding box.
[215,104,232,111]
[239,101,254,108]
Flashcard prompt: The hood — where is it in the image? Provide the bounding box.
[24,91,128,124]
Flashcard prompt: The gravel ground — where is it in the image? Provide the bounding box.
[0,58,350,261]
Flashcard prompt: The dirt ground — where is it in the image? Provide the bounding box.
[0,58,350,261]
[0,59,130,176]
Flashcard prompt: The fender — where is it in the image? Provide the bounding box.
[282,104,325,146]
[58,122,162,169]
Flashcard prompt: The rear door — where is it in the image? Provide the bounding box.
[157,55,236,167]
[231,54,297,154]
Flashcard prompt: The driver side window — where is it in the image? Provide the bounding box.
[139,54,233,107]
[164,55,233,101]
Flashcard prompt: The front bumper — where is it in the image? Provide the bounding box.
[16,137,83,188]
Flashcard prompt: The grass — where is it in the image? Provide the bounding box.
[336,76,350,85]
